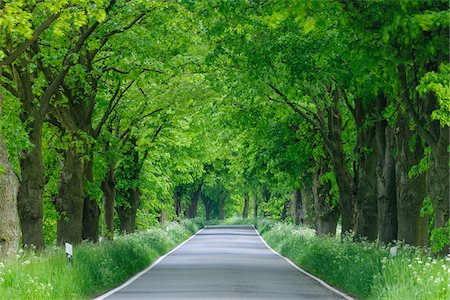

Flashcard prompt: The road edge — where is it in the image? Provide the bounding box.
[94,227,205,300]
[252,225,356,300]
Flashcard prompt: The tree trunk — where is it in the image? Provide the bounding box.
[173,187,183,218]
[17,116,45,251]
[202,195,212,221]
[352,97,378,241]
[376,95,398,244]
[262,188,270,217]
[82,158,99,242]
[354,137,378,241]
[116,188,140,234]
[0,98,20,256]
[219,197,225,220]
[325,103,355,235]
[300,187,314,226]
[253,192,258,219]
[101,162,116,238]
[56,149,85,246]
[187,183,202,218]
[395,113,428,247]
[291,189,302,225]
[242,194,249,218]
[312,167,339,236]
[428,125,449,254]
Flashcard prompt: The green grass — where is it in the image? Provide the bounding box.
[256,219,449,300]
[0,219,204,299]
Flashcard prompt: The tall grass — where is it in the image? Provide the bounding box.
[256,219,449,300]
[0,219,204,299]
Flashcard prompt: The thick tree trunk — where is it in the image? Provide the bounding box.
[56,149,85,245]
[219,197,225,220]
[376,95,398,244]
[312,167,339,236]
[116,188,140,234]
[101,163,116,238]
[354,138,378,241]
[0,111,20,257]
[428,126,449,254]
[17,116,45,251]
[300,187,314,226]
[173,188,183,218]
[325,104,355,235]
[82,158,100,242]
[291,189,302,225]
[242,194,249,218]
[353,98,378,241]
[202,195,212,221]
[253,192,258,219]
[395,114,428,247]
[262,189,270,217]
[187,183,202,218]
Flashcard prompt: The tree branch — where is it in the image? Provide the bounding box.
[0,13,60,68]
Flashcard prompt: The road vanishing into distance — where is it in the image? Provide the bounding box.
[97,225,352,300]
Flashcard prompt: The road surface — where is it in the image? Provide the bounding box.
[98,225,351,299]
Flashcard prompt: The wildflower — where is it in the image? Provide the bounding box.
[408,264,413,268]
[0,277,4,284]
[23,260,30,265]
[0,262,4,268]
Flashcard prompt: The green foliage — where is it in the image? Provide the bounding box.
[0,220,202,299]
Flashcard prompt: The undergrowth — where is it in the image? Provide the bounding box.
[256,219,449,300]
[0,218,204,299]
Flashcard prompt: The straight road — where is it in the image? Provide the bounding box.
[98,225,351,299]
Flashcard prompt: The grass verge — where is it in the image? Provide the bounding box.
[0,218,204,299]
[256,219,449,300]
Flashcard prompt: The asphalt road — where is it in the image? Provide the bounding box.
[99,225,350,300]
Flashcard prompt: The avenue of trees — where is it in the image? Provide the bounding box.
[0,0,448,257]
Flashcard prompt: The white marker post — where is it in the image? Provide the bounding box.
[65,242,73,265]
[389,246,397,257]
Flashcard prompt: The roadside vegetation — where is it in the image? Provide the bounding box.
[0,219,203,299]
[256,219,450,300]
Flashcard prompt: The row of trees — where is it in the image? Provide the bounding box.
[199,0,449,253]
[0,0,448,257]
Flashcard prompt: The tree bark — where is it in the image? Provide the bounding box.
[15,68,45,251]
[427,126,449,254]
[325,101,355,235]
[291,189,302,225]
[202,195,212,221]
[242,194,249,218]
[116,187,140,234]
[17,116,45,251]
[352,97,378,241]
[187,182,202,218]
[376,95,398,244]
[312,166,339,236]
[56,149,84,245]
[0,95,20,257]
[173,187,183,218]
[101,162,116,238]
[219,197,225,220]
[395,113,428,247]
[82,158,100,242]
[300,187,314,226]
[253,192,258,219]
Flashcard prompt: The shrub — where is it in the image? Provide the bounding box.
[0,221,202,299]
[258,221,449,300]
